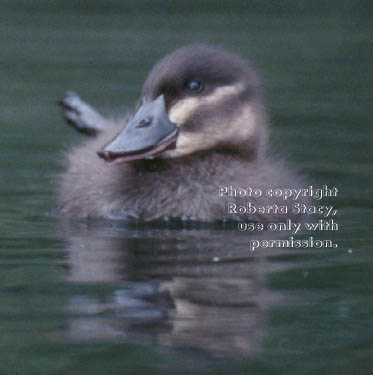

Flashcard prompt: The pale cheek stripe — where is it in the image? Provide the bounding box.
[168,83,244,126]
[168,97,199,125]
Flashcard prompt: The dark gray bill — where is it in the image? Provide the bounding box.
[97,94,178,163]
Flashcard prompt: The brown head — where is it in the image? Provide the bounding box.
[98,44,268,164]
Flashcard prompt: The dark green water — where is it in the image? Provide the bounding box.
[1,1,373,374]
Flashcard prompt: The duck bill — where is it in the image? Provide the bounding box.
[97,94,178,164]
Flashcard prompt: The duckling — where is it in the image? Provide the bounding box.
[57,44,307,222]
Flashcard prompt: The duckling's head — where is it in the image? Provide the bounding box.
[98,44,267,164]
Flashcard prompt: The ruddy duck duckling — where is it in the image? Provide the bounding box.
[58,44,307,222]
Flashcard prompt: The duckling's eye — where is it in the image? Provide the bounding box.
[184,80,203,93]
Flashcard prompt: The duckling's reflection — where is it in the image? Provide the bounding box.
[61,221,289,360]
